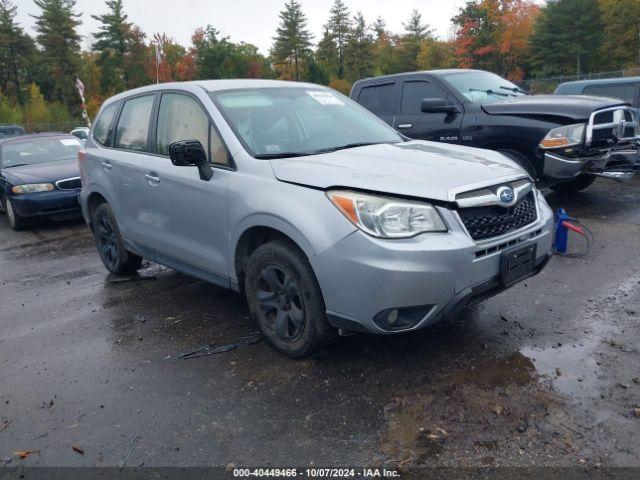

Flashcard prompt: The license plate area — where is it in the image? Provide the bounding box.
[500,243,537,287]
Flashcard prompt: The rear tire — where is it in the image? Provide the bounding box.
[549,175,596,194]
[92,203,142,275]
[5,197,28,231]
[498,149,538,179]
[244,240,334,358]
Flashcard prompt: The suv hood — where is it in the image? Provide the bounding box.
[482,95,627,121]
[270,141,527,203]
[1,158,79,185]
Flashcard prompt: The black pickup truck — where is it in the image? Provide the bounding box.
[350,69,640,193]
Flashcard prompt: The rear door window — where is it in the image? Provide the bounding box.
[583,84,637,105]
[114,95,155,152]
[93,102,118,146]
[357,83,395,115]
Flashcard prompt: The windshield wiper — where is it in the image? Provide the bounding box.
[311,142,384,155]
[469,88,510,97]
[4,163,29,168]
[499,85,527,94]
[254,152,313,159]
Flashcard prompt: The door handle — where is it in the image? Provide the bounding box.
[144,173,160,185]
[101,161,112,172]
[397,123,413,129]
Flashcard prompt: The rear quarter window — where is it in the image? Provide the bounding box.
[93,103,118,146]
[357,83,395,115]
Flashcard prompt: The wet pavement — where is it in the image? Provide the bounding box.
[1,178,639,468]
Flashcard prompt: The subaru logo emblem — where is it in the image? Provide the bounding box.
[497,186,515,205]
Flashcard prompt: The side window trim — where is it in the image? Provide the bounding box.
[154,90,234,170]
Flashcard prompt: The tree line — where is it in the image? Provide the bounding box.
[0,0,639,130]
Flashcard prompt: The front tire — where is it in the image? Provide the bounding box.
[92,203,142,275]
[244,240,334,358]
[5,197,27,231]
[549,175,596,194]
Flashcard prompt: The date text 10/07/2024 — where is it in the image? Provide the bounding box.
[232,468,401,478]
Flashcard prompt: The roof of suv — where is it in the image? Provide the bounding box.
[104,79,327,105]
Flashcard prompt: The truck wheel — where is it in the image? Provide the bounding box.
[244,240,334,358]
[498,149,538,180]
[549,175,596,194]
[5,198,28,231]
[92,203,142,275]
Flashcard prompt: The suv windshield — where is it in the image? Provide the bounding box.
[0,136,82,168]
[210,87,403,158]
[441,71,527,104]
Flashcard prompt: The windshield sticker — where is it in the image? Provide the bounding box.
[265,144,281,153]
[60,139,81,146]
[306,90,344,106]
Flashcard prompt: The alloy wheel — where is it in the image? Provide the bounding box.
[96,215,119,269]
[256,264,305,341]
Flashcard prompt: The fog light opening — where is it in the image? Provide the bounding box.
[373,305,434,331]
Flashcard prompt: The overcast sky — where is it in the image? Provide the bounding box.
[14,0,468,54]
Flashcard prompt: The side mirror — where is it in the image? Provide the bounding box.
[421,98,459,114]
[169,140,213,181]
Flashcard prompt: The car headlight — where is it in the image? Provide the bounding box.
[539,123,586,149]
[327,190,447,238]
[11,183,55,194]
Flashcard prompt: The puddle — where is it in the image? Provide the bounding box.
[521,342,600,399]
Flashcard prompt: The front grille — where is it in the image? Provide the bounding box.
[458,192,537,241]
[55,177,81,190]
[587,106,639,146]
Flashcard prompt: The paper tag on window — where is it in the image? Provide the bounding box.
[306,90,344,106]
[60,139,81,146]
[265,144,281,153]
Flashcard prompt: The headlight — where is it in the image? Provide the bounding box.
[11,183,55,194]
[327,190,447,238]
[539,123,586,149]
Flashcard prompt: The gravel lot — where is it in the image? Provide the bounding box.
[1,178,639,469]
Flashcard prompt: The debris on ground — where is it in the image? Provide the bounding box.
[0,419,12,433]
[178,334,262,359]
[107,274,156,284]
[119,433,140,469]
[632,408,640,418]
[72,444,85,455]
[14,450,39,459]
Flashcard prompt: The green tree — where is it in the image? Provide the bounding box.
[416,39,457,70]
[599,0,640,68]
[0,93,22,123]
[32,0,82,110]
[529,0,604,77]
[316,27,339,76]
[325,0,352,79]
[0,0,37,103]
[91,0,132,94]
[345,12,373,82]
[271,0,313,81]
[399,9,432,71]
[24,83,51,131]
[124,25,151,88]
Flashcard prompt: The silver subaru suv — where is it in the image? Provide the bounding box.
[79,80,554,357]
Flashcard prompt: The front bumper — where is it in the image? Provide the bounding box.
[9,189,82,219]
[544,148,640,181]
[313,190,554,334]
